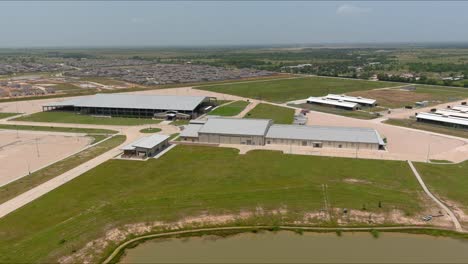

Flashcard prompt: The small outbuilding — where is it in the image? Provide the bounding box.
[121,134,170,158]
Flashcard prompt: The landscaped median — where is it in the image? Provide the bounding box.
[0,145,437,263]
[0,135,126,204]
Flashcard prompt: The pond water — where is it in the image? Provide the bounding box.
[120,231,468,263]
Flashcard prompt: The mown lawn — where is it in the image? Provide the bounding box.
[198,76,399,103]
[295,103,379,120]
[245,103,294,124]
[415,161,468,215]
[384,118,468,139]
[14,111,162,126]
[209,101,250,116]
[0,145,424,263]
[0,135,126,204]
[0,112,20,119]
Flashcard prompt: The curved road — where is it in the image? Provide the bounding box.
[408,161,463,232]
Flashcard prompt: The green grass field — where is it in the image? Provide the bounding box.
[245,103,294,124]
[294,103,379,120]
[0,145,423,263]
[0,124,117,134]
[198,76,399,103]
[415,161,468,216]
[0,112,20,119]
[14,111,162,126]
[139,127,162,133]
[384,118,468,139]
[0,135,126,204]
[209,101,250,116]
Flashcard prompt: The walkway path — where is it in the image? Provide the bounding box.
[408,160,463,232]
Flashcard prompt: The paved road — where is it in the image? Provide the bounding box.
[408,160,463,232]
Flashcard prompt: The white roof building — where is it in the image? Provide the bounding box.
[198,118,272,136]
[416,112,468,127]
[306,97,359,110]
[45,94,208,112]
[435,109,468,119]
[121,134,170,151]
[266,125,385,145]
[452,105,468,113]
[325,94,376,106]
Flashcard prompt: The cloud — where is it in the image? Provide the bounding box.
[336,4,371,16]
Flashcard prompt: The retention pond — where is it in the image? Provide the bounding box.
[120,231,468,263]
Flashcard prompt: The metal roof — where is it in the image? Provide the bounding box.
[266,125,385,145]
[198,117,272,136]
[325,94,376,105]
[306,97,358,109]
[452,105,468,113]
[416,112,468,126]
[121,134,169,150]
[435,109,468,119]
[180,124,204,138]
[45,94,208,111]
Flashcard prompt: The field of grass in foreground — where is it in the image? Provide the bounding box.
[198,76,399,103]
[384,118,468,139]
[0,135,126,204]
[295,103,379,120]
[245,103,295,124]
[415,161,468,216]
[209,100,250,116]
[0,145,424,263]
[0,124,117,134]
[14,111,162,126]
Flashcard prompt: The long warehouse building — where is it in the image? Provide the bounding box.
[43,93,213,119]
[180,117,385,150]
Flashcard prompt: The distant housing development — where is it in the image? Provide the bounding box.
[307,94,376,110]
[44,94,213,119]
[180,117,385,150]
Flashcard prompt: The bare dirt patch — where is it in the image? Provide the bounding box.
[343,178,372,185]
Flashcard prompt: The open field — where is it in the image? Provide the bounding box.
[79,77,128,86]
[0,145,430,263]
[245,103,295,124]
[415,161,468,222]
[0,124,117,134]
[294,103,379,120]
[14,111,163,126]
[198,76,399,103]
[349,86,468,109]
[0,135,125,204]
[0,112,20,119]
[0,130,92,187]
[209,100,250,116]
[384,118,468,139]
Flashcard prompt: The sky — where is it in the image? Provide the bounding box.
[1,1,468,47]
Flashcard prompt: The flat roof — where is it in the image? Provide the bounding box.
[180,124,204,138]
[266,125,385,145]
[198,117,272,136]
[121,134,169,150]
[416,112,468,126]
[307,97,358,109]
[45,94,208,111]
[325,94,376,105]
